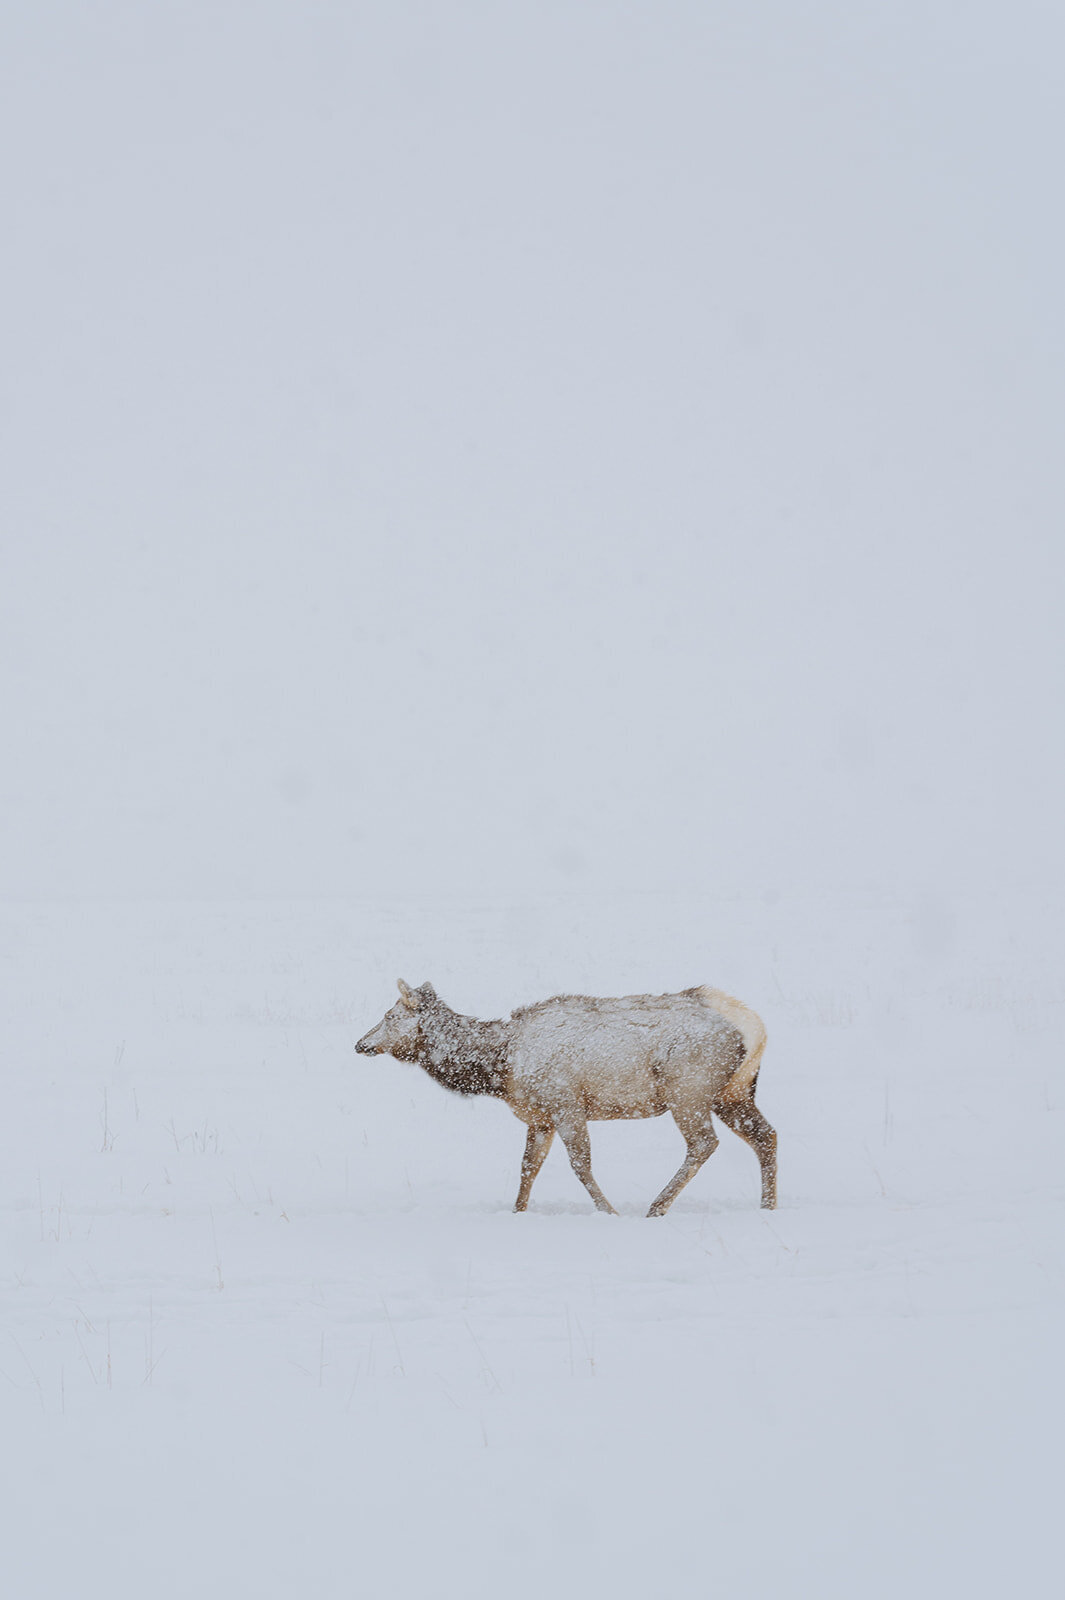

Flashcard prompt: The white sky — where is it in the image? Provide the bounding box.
[2,3,1061,900]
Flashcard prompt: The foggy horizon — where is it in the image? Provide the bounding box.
[4,4,1061,904]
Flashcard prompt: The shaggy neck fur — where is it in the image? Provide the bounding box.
[407,1002,511,1098]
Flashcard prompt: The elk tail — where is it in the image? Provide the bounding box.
[727,1028,766,1100]
[697,985,767,1100]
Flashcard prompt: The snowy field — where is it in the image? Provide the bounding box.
[2,890,1060,1597]
[4,4,1063,1595]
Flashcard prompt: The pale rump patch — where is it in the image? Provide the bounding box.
[355,979,776,1215]
[696,986,767,1099]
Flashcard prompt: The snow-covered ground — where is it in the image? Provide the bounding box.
[2,890,1060,1597]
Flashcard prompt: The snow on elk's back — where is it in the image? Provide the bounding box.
[509,989,749,1120]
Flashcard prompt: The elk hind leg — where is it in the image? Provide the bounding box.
[647,1109,719,1217]
[556,1118,617,1215]
[514,1125,554,1212]
[714,1092,777,1209]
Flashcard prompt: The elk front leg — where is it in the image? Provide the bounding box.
[556,1117,617,1214]
[514,1124,554,1211]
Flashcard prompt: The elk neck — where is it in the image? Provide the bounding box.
[413,1003,511,1099]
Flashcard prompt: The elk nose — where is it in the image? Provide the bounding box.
[354,1037,373,1055]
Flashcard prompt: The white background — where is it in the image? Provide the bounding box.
[3,1,1061,903]
[2,6,1061,1596]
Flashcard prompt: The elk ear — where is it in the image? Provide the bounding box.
[397,978,415,1008]
[419,982,436,1002]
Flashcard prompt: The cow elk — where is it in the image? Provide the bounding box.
[355,981,776,1215]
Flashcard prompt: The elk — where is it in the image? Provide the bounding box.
[355,981,776,1215]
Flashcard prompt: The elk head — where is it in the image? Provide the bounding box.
[355,979,437,1060]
